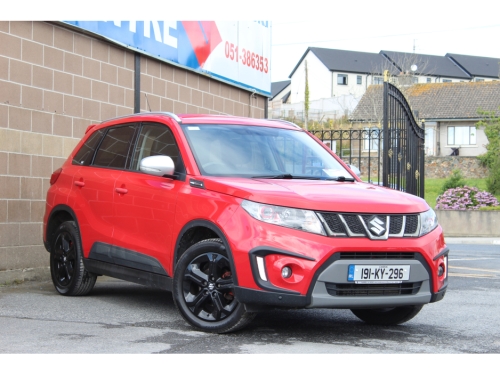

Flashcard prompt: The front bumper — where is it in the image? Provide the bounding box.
[234,246,449,310]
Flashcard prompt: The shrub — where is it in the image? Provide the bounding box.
[435,186,499,210]
[439,169,466,195]
[485,155,500,194]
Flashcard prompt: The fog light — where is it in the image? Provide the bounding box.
[438,264,445,277]
[282,266,292,279]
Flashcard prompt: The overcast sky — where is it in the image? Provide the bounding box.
[7,0,500,85]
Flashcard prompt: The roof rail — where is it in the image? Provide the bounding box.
[101,112,182,124]
[266,118,302,129]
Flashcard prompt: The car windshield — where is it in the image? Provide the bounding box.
[181,124,352,179]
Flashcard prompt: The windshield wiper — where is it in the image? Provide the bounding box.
[324,176,355,182]
[252,174,309,179]
[252,174,355,181]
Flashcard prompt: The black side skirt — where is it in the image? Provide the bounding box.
[83,258,172,292]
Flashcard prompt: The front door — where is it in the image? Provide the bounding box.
[112,122,185,275]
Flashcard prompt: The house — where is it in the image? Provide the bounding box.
[350,81,500,157]
[446,53,500,82]
[288,47,399,103]
[380,50,471,83]
[272,48,500,121]
[269,80,291,106]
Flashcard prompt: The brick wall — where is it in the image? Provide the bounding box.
[0,21,266,274]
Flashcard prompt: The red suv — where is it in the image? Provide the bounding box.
[43,113,448,333]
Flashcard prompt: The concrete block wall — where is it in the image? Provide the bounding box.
[0,21,266,279]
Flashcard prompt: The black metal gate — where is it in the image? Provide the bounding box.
[383,79,425,198]
[310,73,425,198]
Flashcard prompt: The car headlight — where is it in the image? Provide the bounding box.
[241,200,326,236]
[419,208,438,236]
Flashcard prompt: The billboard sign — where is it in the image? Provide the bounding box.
[64,21,272,96]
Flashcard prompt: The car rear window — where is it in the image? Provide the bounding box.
[72,129,105,166]
[92,125,136,169]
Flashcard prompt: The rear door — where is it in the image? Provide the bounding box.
[72,123,137,257]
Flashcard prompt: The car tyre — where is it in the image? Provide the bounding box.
[173,238,255,333]
[350,305,423,325]
[50,221,96,296]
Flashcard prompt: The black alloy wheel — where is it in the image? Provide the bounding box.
[173,239,255,333]
[183,252,237,321]
[52,230,76,288]
[50,221,96,296]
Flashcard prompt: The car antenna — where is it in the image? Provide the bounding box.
[145,93,152,112]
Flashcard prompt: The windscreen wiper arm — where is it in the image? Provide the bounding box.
[252,174,355,181]
[325,176,355,182]
[252,174,295,179]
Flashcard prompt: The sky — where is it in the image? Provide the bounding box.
[6,0,500,84]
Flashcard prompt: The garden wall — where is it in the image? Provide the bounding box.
[436,210,500,237]
[344,156,487,180]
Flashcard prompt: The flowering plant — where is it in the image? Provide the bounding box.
[435,186,499,210]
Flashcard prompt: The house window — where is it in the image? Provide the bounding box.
[363,127,380,151]
[475,78,485,82]
[426,77,431,83]
[413,77,419,84]
[447,126,476,146]
[337,74,348,85]
[443,79,452,83]
[425,127,436,156]
[357,75,362,85]
[373,76,383,85]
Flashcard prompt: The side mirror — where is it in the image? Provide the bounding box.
[140,155,175,177]
[348,164,361,178]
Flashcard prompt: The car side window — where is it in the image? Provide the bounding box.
[72,129,105,166]
[131,122,185,175]
[92,125,136,169]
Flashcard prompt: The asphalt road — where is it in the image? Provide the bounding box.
[1,243,500,355]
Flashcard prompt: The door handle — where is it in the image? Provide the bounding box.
[74,181,85,187]
[115,187,128,194]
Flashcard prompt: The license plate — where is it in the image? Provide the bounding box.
[348,265,410,284]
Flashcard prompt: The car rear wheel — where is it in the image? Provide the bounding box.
[50,221,96,296]
[172,238,255,333]
[350,305,423,325]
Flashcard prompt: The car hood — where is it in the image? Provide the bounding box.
[201,177,429,214]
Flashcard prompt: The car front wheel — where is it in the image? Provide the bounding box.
[350,305,424,325]
[172,239,255,333]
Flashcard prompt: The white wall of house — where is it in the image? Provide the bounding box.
[332,72,372,99]
[290,51,331,104]
[473,77,499,82]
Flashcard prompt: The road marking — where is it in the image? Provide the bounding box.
[448,273,497,278]
[449,258,495,261]
[449,266,499,273]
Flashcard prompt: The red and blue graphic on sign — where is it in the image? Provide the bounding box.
[180,21,222,69]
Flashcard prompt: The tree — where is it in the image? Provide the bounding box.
[476,107,500,194]
[304,60,310,130]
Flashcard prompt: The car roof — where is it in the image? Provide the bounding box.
[99,112,301,130]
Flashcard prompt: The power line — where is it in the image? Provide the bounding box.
[272,24,500,47]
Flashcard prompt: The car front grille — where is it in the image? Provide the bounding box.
[318,212,419,238]
[325,282,422,297]
[339,252,416,260]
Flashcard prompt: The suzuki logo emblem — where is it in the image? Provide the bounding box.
[369,217,386,236]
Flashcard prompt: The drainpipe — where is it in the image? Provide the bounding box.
[134,53,141,113]
[249,89,257,117]
[436,122,441,156]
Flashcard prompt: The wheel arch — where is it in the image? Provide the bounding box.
[173,219,238,285]
[45,205,79,253]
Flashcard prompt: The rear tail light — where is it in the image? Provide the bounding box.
[50,168,63,185]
